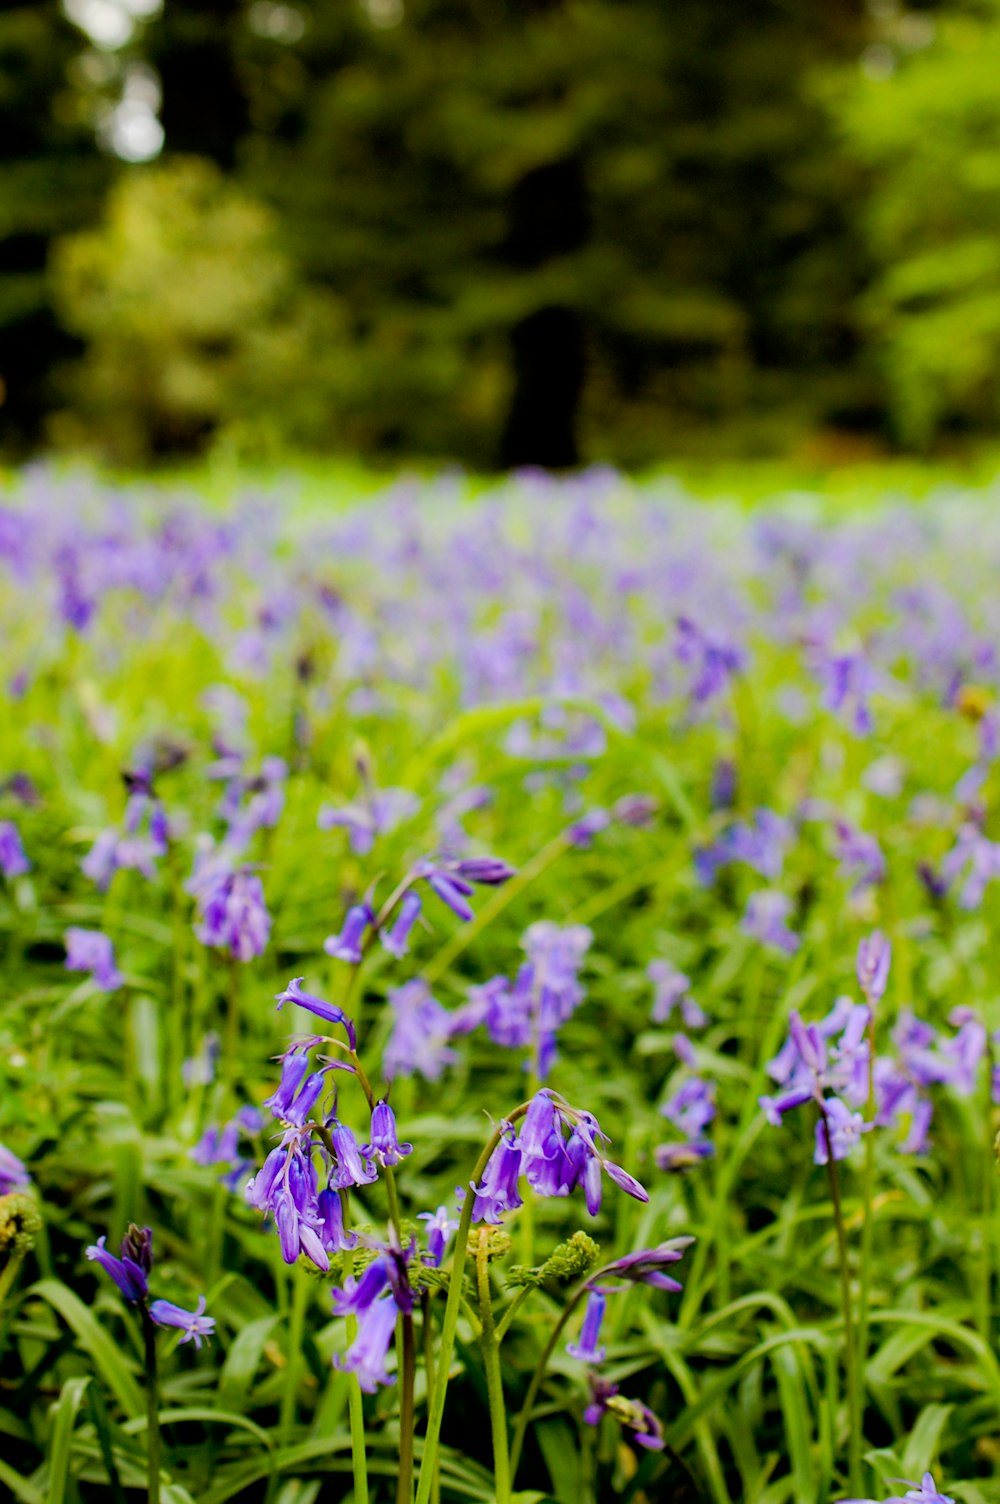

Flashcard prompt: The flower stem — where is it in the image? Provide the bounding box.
[476,1229,511,1504]
[140,1307,161,1504]
[855,1014,878,1484]
[819,1104,860,1497]
[342,1236,370,1504]
[397,1311,417,1504]
[414,1106,530,1504]
[509,1283,588,1481]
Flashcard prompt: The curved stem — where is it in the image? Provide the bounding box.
[855,1012,877,1482]
[494,1284,536,1345]
[476,1230,511,1504]
[508,1282,589,1481]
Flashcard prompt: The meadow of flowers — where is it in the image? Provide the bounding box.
[3,464,1000,1504]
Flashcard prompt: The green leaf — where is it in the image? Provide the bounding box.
[46,1375,90,1504]
[29,1280,143,1419]
[0,1459,45,1504]
[900,1403,952,1481]
[217,1313,280,1408]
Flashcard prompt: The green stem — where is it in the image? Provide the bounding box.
[343,1235,370,1504]
[397,1311,417,1504]
[140,1307,161,1504]
[476,1230,511,1504]
[509,1283,589,1481]
[819,1104,860,1496]
[977,1037,995,1348]
[0,1246,26,1310]
[494,1284,536,1345]
[855,1012,878,1471]
[414,1107,530,1504]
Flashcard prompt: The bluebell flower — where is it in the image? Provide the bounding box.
[0,1144,31,1196]
[742,890,800,954]
[566,1289,607,1363]
[418,1206,458,1266]
[324,904,374,963]
[413,861,475,921]
[86,1232,150,1302]
[471,1126,524,1224]
[148,1296,216,1349]
[832,818,885,895]
[856,930,891,1004]
[583,1376,665,1450]
[190,857,271,962]
[655,1140,715,1171]
[362,1101,412,1167]
[329,1122,378,1190]
[648,960,706,1028]
[332,1258,390,1317]
[814,1098,869,1165]
[384,979,463,1081]
[381,891,422,959]
[334,1292,397,1392]
[0,820,29,878]
[837,1472,955,1504]
[319,787,419,856]
[600,1239,692,1291]
[316,1186,358,1253]
[660,1078,715,1138]
[275,978,357,1049]
[263,1048,313,1117]
[64,928,123,992]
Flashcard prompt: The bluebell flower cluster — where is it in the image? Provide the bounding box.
[86,1225,215,1348]
[471,922,593,1079]
[64,928,123,992]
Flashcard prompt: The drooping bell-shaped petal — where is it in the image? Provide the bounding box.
[149,1295,216,1349]
[324,905,374,964]
[566,1289,607,1363]
[362,1101,412,1167]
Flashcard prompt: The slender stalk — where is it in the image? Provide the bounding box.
[976,1037,995,1348]
[855,1011,878,1472]
[414,1108,530,1504]
[140,1307,161,1504]
[223,954,241,1101]
[509,1283,588,1480]
[421,1292,441,1504]
[397,1311,417,1504]
[819,1104,860,1497]
[342,1236,370,1504]
[476,1230,511,1504]
[0,1247,26,1309]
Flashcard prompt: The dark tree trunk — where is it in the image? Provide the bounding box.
[500,158,588,470]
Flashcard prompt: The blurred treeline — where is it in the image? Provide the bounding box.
[2,0,999,469]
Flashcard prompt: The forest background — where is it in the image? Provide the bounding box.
[3,0,1000,472]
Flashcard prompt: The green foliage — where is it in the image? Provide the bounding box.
[507,1231,601,1287]
[834,2,1000,445]
[49,157,345,462]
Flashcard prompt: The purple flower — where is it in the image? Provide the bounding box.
[362,1101,412,1167]
[190,859,271,962]
[332,1258,391,1317]
[149,1296,215,1349]
[316,1186,358,1253]
[480,922,592,1079]
[742,890,800,954]
[471,1125,524,1224]
[324,904,374,963]
[818,648,875,736]
[648,960,706,1028]
[319,787,419,856]
[334,1292,397,1392]
[452,856,516,885]
[661,1078,715,1138]
[381,891,422,959]
[0,821,29,878]
[418,1206,458,1266]
[0,1144,30,1196]
[86,1232,150,1302]
[329,1122,378,1190]
[384,979,461,1081]
[814,1098,869,1165]
[263,1048,313,1118]
[583,1375,665,1450]
[676,615,745,705]
[601,1240,693,1290]
[275,978,357,1049]
[64,928,123,992]
[837,1472,955,1504]
[856,931,891,1004]
[567,1289,607,1363]
[414,861,475,921]
[655,1140,715,1171]
[832,819,885,894]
